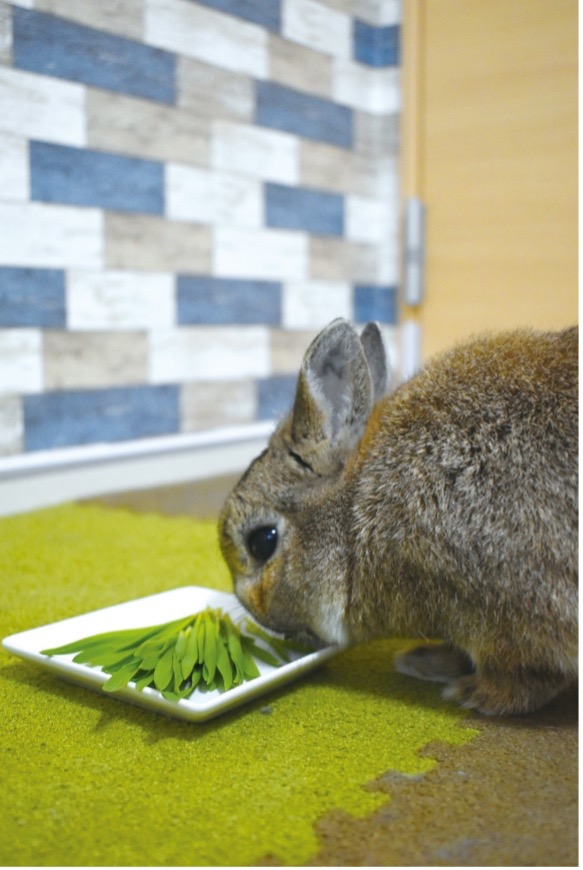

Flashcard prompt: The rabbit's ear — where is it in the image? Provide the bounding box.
[360,322,389,402]
[290,319,374,466]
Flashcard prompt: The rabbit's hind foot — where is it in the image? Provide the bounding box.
[394,643,474,684]
[443,666,572,716]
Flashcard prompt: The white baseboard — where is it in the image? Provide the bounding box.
[0,422,275,517]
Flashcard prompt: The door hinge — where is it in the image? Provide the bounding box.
[403,197,426,307]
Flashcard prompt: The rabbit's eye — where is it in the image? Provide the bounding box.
[246,525,278,563]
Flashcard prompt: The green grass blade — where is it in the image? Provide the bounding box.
[243,622,291,662]
[135,637,166,660]
[195,616,206,665]
[202,614,218,684]
[216,642,234,691]
[226,631,245,682]
[189,667,202,692]
[76,650,136,669]
[134,673,155,692]
[241,649,260,680]
[243,641,281,668]
[102,655,141,675]
[173,649,184,692]
[175,627,189,660]
[181,626,199,680]
[153,646,174,692]
[102,662,142,692]
[139,652,164,671]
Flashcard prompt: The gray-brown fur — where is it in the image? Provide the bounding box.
[218,320,578,715]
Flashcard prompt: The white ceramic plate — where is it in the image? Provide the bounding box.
[2,586,340,722]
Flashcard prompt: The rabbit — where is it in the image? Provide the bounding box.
[218,319,578,715]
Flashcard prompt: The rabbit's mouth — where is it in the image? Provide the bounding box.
[233,590,327,650]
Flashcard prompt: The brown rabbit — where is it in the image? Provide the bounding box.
[219,320,578,715]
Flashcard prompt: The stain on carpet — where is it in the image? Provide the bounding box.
[309,685,578,866]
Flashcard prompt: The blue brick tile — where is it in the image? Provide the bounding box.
[13,8,175,104]
[24,385,180,452]
[0,268,66,328]
[354,285,398,324]
[30,141,164,214]
[353,21,400,67]
[257,374,297,421]
[193,0,281,32]
[256,81,353,149]
[265,183,344,236]
[177,276,282,325]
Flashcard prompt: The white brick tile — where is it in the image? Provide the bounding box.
[333,61,401,115]
[283,0,351,58]
[44,331,148,389]
[0,68,86,146]
[166,163,263,228]
[270,328,317,374]
[181,380,256,431]
[355,111,399,159]
[374,161,400,200]
[0,396,23,456]
[310,235,381,283]
[145,0,268,79]
[213,227,308,281]
[316,0,351,14]
[34,0,144,40]
[268,33,333,99]
[67,270,175,330]
[370,240,399,284]
[0,4,12,65]
[346,0,401,26]
[0,133,29,201]
[150,327,270,384]
[105,212,211,273]
[376,0,401,26]
[282,281,351,328]
[87,89,210,167]
[346,194,398,244]
[0,329,42,395]
[178,58,254,122]
[212,121,299,185]
[0,203,103,269]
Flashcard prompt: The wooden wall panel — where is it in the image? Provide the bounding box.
[401,0,577,362]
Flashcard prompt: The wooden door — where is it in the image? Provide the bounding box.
[400,0,578,365]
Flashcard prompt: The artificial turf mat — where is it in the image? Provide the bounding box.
[1,503,478,866]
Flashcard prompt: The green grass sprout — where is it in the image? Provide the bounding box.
[41,607,309,701]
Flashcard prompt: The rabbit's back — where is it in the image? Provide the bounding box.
[350,327,578,643]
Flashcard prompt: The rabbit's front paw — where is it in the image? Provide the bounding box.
[394,643,474,684]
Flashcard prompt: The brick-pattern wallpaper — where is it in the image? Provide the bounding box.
[0,0,401,456]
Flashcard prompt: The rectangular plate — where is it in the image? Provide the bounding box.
[2,586,339,722]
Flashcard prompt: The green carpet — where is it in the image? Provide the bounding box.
[1,504,477,866]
